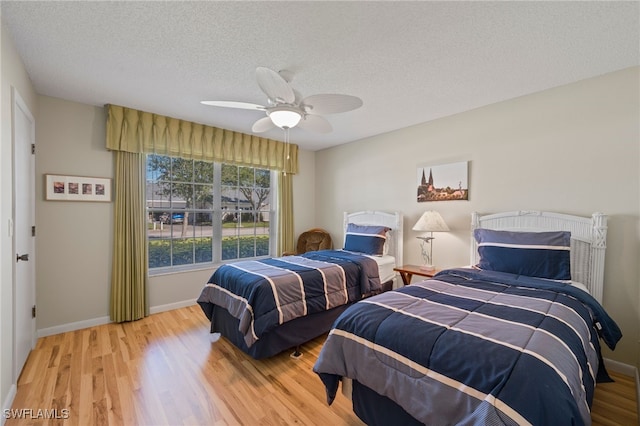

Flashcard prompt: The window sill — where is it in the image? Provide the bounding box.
[148,255,272,277]
[148,264,218,277]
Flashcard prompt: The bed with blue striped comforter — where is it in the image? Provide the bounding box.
[314,268,621,426]
[197,250,382,349]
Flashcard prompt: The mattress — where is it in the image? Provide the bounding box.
[365,254,396,284]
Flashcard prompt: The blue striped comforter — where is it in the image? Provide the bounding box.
[197,250,382,348]
[314,268,622,426]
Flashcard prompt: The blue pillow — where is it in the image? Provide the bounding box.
[344,224,390,256]
[474,229,571,280]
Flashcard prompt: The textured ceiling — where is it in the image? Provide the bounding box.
[2,1,638,151]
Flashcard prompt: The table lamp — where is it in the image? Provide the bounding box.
[412,211,449,271]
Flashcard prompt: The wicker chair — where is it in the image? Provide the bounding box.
[283,228,333,256]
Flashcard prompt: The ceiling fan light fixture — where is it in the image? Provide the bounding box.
[268,106,302,129]
[202,67,363,134]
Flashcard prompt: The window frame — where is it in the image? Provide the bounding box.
[146,155,277,275]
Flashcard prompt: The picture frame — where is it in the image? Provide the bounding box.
[417,161,468,202]
[45,174,111,202]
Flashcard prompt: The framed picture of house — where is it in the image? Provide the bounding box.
[45,174,111,202]
[417,161,468,202]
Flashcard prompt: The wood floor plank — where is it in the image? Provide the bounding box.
[7,305,637,425]
[593,371,639,426]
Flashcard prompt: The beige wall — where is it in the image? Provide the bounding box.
[1,18,38,413]
[35,98,113,329]
[314,67,640,368]
[33,97,319,331]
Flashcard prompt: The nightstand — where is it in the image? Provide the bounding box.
[393,264,438,286]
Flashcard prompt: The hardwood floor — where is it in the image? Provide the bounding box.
[7,305,638,425]
[592,370,639,426]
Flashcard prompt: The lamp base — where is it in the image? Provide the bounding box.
[419,264,435,272]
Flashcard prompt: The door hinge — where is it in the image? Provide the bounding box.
[31,144,35,155]
[32,305,36,318]
[32,225,36,237]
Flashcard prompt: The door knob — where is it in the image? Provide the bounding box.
[16,254,29,262]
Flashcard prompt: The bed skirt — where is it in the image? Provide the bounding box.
[351,380,422,426]
[208,303,350,359]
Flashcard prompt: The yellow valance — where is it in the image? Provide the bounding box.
[105,104,298,174]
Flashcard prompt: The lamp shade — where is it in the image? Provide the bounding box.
[268,106,302,129]
[412,211,450,232]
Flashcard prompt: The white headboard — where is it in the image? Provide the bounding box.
[344,211,403,267]
[470,211,607,303]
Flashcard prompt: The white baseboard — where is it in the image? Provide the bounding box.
[604,357,638,376]
[149,299,197,315]
[37,315,111,338]
[36,299,198,338]
[1,384,17,426]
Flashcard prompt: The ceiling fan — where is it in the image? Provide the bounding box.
[201,67,363,134]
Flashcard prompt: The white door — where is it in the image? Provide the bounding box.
[13,88,36,379]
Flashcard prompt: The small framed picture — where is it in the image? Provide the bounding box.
[45,174,111,202]
[417,161,469,202]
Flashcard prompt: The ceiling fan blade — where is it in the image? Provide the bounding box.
[256,67,295,104]
[200,100,266,110]
[301,94,363,115]
[297,114,332,133]
[251,116,276,133]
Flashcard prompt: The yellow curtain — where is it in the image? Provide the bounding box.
[106,104,298,173]
[110,151,148,322]
[106,104,297,321]
[277,172,295,256]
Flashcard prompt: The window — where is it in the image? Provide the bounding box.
[146,155,274,271]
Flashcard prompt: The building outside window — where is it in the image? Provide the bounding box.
[146,154,274,271]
